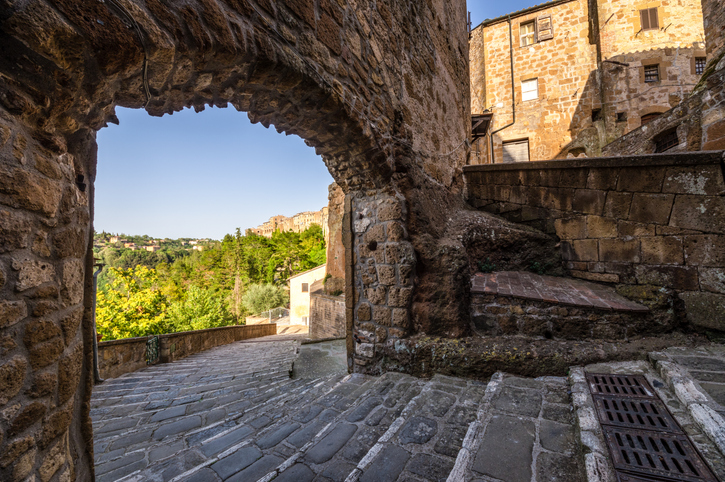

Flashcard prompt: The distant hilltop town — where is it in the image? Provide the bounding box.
[251,208,329,239]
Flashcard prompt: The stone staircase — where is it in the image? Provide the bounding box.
[91,338,725,482]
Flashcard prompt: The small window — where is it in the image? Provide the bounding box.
[520,21,536,47]
[521,78,538,101]
[654,128,679,153]
[301,283,308,293]
[644,64,660,83]
[640,7,659,31]
[502,139,530,163]
[616,112,627,123]
[592,109,602,122]
[641,113,662,125]
[695,57,707,75]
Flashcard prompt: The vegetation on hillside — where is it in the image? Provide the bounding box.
[94,225,325,340]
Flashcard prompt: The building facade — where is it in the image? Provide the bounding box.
[470,0,707,163]
[288,264,327,325]
[251,210,325,237]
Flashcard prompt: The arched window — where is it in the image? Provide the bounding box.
[641,113,662,125]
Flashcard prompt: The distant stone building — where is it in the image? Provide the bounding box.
[470,0,707,163]
[251,210,325,237]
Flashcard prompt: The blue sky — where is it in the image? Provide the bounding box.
[95,1,540,240]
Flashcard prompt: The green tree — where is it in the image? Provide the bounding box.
[96,266,170,340]
[167,285,233,332]
[242,283,288,315]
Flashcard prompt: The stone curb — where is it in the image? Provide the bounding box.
[651,352,725,456]
[568,367,617,482]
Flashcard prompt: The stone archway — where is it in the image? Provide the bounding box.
[0,0,563,479]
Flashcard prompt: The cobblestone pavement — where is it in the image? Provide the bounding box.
[92,338,725,481]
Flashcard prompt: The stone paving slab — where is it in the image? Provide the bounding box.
[472,271,649,312]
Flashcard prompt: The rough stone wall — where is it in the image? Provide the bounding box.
[464,151,725,330]
[471,0,598,163]
[309,290,345,339]
[702,0,725,60]
[469,0,707,162]
[0,0,518,477]
[595,0,706,138]
[324,182,345,295]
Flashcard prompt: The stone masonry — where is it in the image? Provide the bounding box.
[470,0,707,162]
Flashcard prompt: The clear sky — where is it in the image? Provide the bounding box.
[94,1,540,241]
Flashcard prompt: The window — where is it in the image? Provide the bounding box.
[521,78,538,101]
[591,109,602,122]
[301,283,308,293]
[616,112,627,123]
[502,139,530,163]
[696,57,707,75]
[644,64,660,83]
[654,128,679,153]
[520,21,535,47]
[640,7,659,31]
[641,112,661,125]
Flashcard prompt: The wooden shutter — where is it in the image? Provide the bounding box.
[640,9,650,30]
[536,15,554,41]
[649,8,659,29]
[502,140,530,163]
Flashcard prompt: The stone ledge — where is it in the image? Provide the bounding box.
[472,272,648,313]
[463,151,724,172]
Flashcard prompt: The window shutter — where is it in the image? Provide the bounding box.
[502,140,530,163]
[640,9,650,30]
[536,15,554,41]
[649,8,659,29]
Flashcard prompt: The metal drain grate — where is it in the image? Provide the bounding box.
[604,427,717,482]
[593,396,681,433]
[587,373,655,398]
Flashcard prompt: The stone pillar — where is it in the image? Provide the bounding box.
[350,191,414,373]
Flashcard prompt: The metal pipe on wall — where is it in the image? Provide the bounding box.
[490,15,517,164]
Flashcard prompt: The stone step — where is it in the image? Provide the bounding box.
[470,271,669,341]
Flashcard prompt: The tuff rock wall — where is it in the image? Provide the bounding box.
[0,0,567,478]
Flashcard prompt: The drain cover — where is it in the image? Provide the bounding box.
[587,372,718,482]
[587,373,656,398]
[593,396,681,433]
[604,427,717,482]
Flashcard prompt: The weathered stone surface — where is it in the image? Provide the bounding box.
[12,257,56,292]
[211,447,262,480]
[0,356,27,405]
[23,319,62,347]
[27,372,57,398]
[398,416,437,444]
[58,344,82,404]
[472,415,535,481]
[29,337,64,369]
[61,259,83,306]
[671,195,725,234]
[0,210,32,253]
[359,444,410,482]
[0,300,27,329]
[305,423,357,464]
[39,437,67,482]
[60,308,82,344]
[680,292,725,331]
[40,403,73,447]
[1,436,35,468]
[9,401,47,436]
[0,163,62,217]
[700,268,725,294]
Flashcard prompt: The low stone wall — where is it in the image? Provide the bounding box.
[310,290,345,340]
[98,324,277,379]
[464,151,725,330]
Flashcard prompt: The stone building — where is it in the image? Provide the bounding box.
[251,210,325,237]
[470,0,707,163]
[288,265,326,326]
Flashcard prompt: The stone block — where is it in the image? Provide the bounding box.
[60,309,82,344]
[700,268,725,294]
[628,193,674,225]
[603,191,632,219]
[52,227,86,258]
[57,344,82,404]
[0,209,32,253]
[618,221,656,237]
[386,221,405,242]
[635,266,699,290]
[40,404,72,448]
[9,401,47,436]
[12,257,56,292]
[559,169,588,188]
[0,163,62,217]
[377,199,402,221]
[363,224,385,244]
[0,356,27,405]
[569,239,599,262]
[587,168,619,190]
[29,337,64,369]
[0,300,27,329]
[617,166,665,192]
[572,189,605,215]
[641,237,684,265]
[684,235,725,266]
[357,303,371,321]
[509,185,529,204]
[23,319,62,348]
[372,306,391,326]
[586,216,617,238]
[555,217,587,240]
[680,292,725,332]
[385,242,415,264]
[365,287,386,305]
[376,265,395,286]
[61,259,83,306]
[570,271,619,283]
[599,239,640,263]
[527,186,547,208]
[1,436,34,469]
[391,308,408,328]
[670,195,725,234]
[493,184,511,202]
[388,287,412,307]
[663,166,725,195]
[472,415,535,481]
